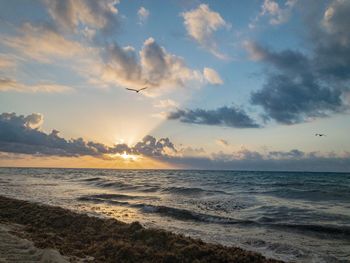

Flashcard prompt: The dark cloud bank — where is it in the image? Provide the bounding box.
[1,112,349,172]
[0,113,175,158]
[168,106,260,128]
[248,45,343,124]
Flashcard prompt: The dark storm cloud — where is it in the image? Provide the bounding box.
[0,113,105,157]
[248,42,343,124]
[247,0,350,125]
[109,136,177,157]
[133,135,176,157]
[251,72,343,124]
[167,106,260,128]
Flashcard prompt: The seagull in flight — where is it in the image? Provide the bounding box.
[126,87,148,93]
[315,133,326,137]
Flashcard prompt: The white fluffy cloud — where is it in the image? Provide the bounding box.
[250,0,297,28]
[44,0,119,33]
[138,7,150,24]
[95,37,206,93]
[182,4,228,59]
[3,23,220,95]
[1,2,222,96]
[203,67,223,84]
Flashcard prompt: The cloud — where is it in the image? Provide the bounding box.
[178,146,206,157]
[154,99,179,109]
[268,149,304,159]
[138,7,150,24]
[168,105,260,128]
[0,112,108,157]
[97,37,204,92]
[182,4,228,59]
[248,42,343,124]
[166,150,350,172]
[132,135,176,157]
[1,112,349,172]
[251,73,342,124]
[2,23,88,62]
[203,67,223,85]
[0,112,175,158]
[140,37,188,86]
[1,4,216,95]
[216,139,229,147]
[250,0,297,28]
[0,78,73,93]
[243,41,267,61]
[44,0,119,33]
[313,0,350,81]
[0,55,16,69]
[246,0,350,125]
[100,43,143,88]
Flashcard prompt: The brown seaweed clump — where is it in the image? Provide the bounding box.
[0,196,283,263]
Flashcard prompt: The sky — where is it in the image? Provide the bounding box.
[0,0,349,171]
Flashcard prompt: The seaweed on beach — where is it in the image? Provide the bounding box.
[0,196,283,263]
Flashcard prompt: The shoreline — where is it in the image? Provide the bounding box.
[0,195,283,263]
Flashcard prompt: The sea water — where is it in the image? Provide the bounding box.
[0,168,349,262]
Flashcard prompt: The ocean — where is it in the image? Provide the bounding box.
[0,168,349,262]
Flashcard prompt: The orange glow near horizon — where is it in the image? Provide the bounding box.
[0,153,174,169]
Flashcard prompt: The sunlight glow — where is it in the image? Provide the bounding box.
[107,151,139,162]
[120,151,138,161]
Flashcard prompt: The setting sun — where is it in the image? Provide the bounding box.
[106,152,139,162]
[120,152,138,161]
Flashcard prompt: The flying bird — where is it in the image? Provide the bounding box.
[315,133,326,137]
[126,87,148,93]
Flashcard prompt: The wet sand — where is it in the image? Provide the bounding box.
[0,195,283,263]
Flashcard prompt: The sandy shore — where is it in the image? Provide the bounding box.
[0,222,69,263]
[0,196,283,263]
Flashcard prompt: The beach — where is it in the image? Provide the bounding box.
[2,0,350,261]
[0,222,70,263]
[0,195,282,262]
[0,168,349,262]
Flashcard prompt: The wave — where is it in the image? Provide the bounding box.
[0,179,9,184]
[81,177,161,193]
[98,181,137,189]
[137,204,253,225]
[271,223,350,236]
[262,188,350,202]
[80,177,103,182]
[80,176,230,197]
[77,196,253,224]
[161,186,228,196]
[77,195,350,239]
[77,193,141,201]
